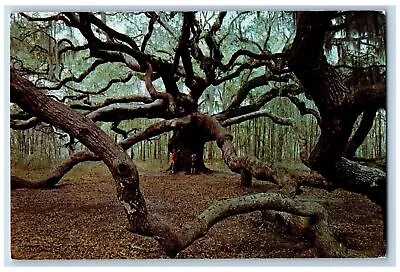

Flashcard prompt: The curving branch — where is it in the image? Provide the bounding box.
[120,116,191,150]
[214,59,269,86]
[146,192,359,257]
[66,72,135,95]
[227,73,293,110]
[287,12,387,218]
[141,12,158,52]
[144,63,176,114]
[62,12,150,68]
[11,67,148,233]
[286,95,321,124]
[11,151,100,189]
[58,44,89,58]
[86,99,167,122]
[220,49,283,72]
[10,117,189,189]
[85,12,140,51]
[10,117,40,130]
[215,84,304,121]
[221,109,294,127]
[70,94,153,111]
[20,12,71,26]
[344,109,377,158]
[10,64,365,259]
[38,59,107,90]
[193,112,278,185]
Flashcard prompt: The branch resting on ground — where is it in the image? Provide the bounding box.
[145,192,361,258]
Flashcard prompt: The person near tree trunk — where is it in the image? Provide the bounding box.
[190,153,197,174]
[169,149,180,174]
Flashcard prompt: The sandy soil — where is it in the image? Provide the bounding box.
[10,164,386,260]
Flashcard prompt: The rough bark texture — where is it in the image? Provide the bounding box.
[192,112,279,185]
[10,68,148,233]
[288,12,386,209]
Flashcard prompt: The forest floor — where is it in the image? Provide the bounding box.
[10,162,386,260]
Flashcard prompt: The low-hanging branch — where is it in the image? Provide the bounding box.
[11,151,100,189]
[11,67,149,233]
[120,116,191,150]
[10,116,190,189]
[145,192,360,258]
[334,157,386,207]
[11,111,282,189]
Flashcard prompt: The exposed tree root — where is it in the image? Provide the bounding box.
[145,192,359,258]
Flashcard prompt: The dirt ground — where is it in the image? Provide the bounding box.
[10,163,386,260]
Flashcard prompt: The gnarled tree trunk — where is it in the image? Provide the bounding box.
[167,125,209,173]
[288,11,387,227]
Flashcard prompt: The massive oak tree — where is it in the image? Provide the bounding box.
[10,11,387,257]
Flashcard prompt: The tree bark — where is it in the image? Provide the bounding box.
[167,124,210,173]
[344,109,378,158]
[288,12,386,208]
[192,112,279,185]
[10,68,148,233]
